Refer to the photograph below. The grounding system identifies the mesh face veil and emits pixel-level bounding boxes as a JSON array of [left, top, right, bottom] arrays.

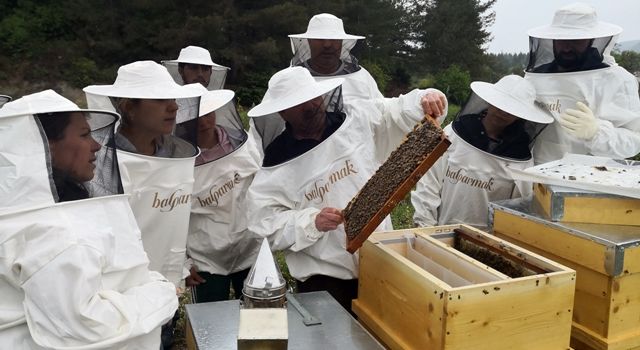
[[175, 90, 247, 166], [290, 38, 362, 75], [452, 76, 553, 162], [83, 61, 206, 159], [162, 46, 230, 90], [526, 36, 615, 73], [0, 95, 11, 108], [252, 85, 344, 166], [163, 61, 229, 90], [35, 110, 123, 201], [0, 89, 122, 206]]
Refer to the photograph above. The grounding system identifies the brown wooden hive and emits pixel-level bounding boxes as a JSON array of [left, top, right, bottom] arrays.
[[343, 116, 450, 253]]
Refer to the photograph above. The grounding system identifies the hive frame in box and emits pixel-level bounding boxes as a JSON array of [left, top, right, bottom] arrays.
[[344, 117, 451, 253], [352, 224, 576, 350]]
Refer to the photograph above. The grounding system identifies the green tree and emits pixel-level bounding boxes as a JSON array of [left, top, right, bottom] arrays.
[[433, 64, 471, 105], [410, 0, 496, 79], [612, 50, 640, 74]]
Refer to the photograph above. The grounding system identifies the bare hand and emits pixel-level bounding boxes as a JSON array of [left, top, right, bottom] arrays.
[[185, 266, 206, 287], [420, 92, 447, 120], [315, 207, 344, 232]]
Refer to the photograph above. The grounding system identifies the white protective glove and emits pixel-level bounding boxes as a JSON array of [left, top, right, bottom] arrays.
[[558, 102, 598, 140]]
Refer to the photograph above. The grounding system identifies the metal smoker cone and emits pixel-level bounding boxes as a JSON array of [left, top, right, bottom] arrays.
[[242, 238, 287, 308]]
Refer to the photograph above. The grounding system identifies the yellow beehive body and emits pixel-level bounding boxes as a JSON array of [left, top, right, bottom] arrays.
[[491, 201, 640, 350], [353, 225, 576, 350], [534, 183, 640, 226]]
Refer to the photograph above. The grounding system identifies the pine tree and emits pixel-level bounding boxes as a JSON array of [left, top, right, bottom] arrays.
[[412, 0, 496, 78]]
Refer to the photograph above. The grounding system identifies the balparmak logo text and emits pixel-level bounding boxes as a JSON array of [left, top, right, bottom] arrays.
[[304, 160, 358, 204], [196, 172, 241, 208], [152, 189, 191, 212]]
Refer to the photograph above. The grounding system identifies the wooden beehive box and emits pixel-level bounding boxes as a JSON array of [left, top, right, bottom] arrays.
[[534, 183, 640, 226], [490, 199, 640, 350], [352, 224, 576, 350]]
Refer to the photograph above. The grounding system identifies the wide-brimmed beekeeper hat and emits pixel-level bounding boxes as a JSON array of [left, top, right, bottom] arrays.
[[289, 13, 365, 40], [84, 60, 204, 99], [0, 89, 119, 126], [470, 75, 553, 124], [163, 45, 230, 69], [527, 2, 622, 40], [199, 89, 235, 117], [248, 66, 343, 117]]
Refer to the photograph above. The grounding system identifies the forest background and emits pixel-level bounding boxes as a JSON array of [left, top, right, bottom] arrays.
[[1, 0, 639, 115]]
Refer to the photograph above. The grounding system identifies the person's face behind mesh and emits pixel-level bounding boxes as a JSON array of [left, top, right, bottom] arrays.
[[308, 39, 342, 74], [179, 63, 212, 87], [553, 39, 592, 70], [122, 98, 180, 136], [279, 96, 326, 135], [49, 112, 101, 182]]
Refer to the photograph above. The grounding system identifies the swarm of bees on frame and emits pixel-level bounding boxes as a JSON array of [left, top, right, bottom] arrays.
[[344, 118, 444, 241]]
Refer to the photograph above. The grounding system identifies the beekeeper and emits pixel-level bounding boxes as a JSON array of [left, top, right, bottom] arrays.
[[85, 61, 204, 348], [163, 45, 230, 90], [0, 90, 177, 349], [525, 2, 640, 163], [412, 75, 553, 228], [0, 94, 11, 107], [84, 61, 204, 288], [246, 66, 446, 312], [182, 89, 262, 303], [289, 13, 383, 101]]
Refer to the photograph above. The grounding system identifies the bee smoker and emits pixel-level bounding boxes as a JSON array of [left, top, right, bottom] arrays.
[[237, 238, 288, 349]]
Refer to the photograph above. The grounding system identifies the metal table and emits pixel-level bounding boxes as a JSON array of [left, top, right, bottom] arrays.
[[185, 291, 385, 350]]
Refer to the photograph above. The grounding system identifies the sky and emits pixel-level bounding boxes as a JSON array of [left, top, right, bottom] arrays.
[[487, 0, 640, 53]]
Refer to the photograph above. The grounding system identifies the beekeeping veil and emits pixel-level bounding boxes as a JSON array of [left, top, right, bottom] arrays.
[[177, 89, 246, 166], [525, 3, 622, 73], [453, 75, 553, 161], [0, 90, 120, 213], [84, 61, 205, 286], [0, 95, 11, 108], [163, 46, 230, 90], [289, 13, 365, 76], [248, 66, 344, 166]]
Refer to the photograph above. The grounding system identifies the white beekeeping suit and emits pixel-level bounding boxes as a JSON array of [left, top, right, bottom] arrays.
[[0, 90, 177, 349], [525, 2, 640, 164], [246, 67, 446, 283], [84, 61, 205, 287], [162, 45, 230, 90], [178, 89, 262, 301], [412, 76, 553, 228]]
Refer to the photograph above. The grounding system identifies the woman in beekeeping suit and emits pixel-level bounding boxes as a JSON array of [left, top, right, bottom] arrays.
[[178, 89, 262, 303], [84, 62, 204, 348], [412, 75, 553, 229], [83, 61, 204, 289], [0, 90, 178, 349], [246, 66, 446, 313], [525, 2, 640, 164]]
